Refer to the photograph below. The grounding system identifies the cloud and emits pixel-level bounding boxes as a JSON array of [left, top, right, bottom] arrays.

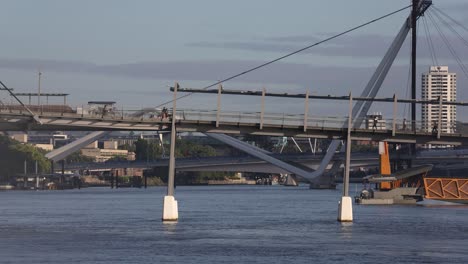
[[2, 57, 467, 119], [187, 32, 468, 61], [265, 35, 323, 43], [0, 58, 96, 73], [0, 57, 466, 98], [188, 34, 394, 58], [0, 57, 373, 89], [189, 41, 299, 55]]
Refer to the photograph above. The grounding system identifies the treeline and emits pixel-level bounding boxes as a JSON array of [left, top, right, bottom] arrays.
[[121, 138, 217, 161], [0, 135, 50, 182], [127, 138, 232, 185], [0, 134, 225, 185]]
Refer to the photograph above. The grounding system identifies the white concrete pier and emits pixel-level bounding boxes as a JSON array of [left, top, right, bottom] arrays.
[[162, 82, 179, 222], [337, 196, 353, 222], [338, 93, 354, 222], [162, 195, 179, 221]]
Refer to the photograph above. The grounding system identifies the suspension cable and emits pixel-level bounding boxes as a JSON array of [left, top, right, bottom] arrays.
[[427, 12, 468, 80], [433, 6, 468, 35], [431, 8, 468, 49], [403, 46, 412, 119], [422, 16, 439, 66], [155, 5, 412, 108]]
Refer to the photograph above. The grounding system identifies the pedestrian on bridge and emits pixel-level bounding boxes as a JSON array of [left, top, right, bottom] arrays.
[[161, 107, 168, 120], [432, 121, 438, 134], [372, 116, 378, 131]]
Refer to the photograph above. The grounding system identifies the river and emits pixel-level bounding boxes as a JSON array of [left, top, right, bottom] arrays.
[[0, 184, 467, 263]]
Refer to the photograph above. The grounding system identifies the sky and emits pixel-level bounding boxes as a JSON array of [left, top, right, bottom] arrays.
[[0, 0, 467, 120]]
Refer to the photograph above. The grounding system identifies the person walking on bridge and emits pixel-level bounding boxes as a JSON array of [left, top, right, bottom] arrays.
[[432, 121, 438, 134], [372, 116, 378, 131]]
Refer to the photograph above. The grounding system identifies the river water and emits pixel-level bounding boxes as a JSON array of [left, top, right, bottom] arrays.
[[0, 184, 467, 263]]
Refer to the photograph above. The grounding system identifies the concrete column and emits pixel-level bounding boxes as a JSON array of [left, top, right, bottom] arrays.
[[260, 87, 265, 130], [35, 160, 39, 190], [216, 84, 222, 128], [437, 95, 442, 139], [50, 160, 54, 175], [110, 172, 114, 189], [61, 160, 65, 189], [163, 82, 179, 221], [392, 94, 397, 136], [304, 90, 309, 132], [338, 92, 353, 222], [23, 160, 27, 188], [115, 170, 119, 189]]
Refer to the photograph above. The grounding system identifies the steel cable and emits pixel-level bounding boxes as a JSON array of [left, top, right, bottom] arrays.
[[155, 5, 412, 108]]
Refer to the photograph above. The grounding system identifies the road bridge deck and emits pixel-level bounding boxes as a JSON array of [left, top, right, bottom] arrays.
[[62, 150, 468, 171]]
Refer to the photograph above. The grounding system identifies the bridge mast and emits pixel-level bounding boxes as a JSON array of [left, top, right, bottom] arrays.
[[411, 0, 419, 131], [410, 0, 433, 126]]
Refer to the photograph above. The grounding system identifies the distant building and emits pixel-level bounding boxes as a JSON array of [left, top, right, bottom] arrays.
[[421, 66, 457, 134], [103, 140, 118, 150], [81, 140, 130, 162], [26, 131, 73, 148], [86, 141, 98, 149], [10, 133, 28, 143], [81, 148, 129, 162], [34, 144, 54, 151]]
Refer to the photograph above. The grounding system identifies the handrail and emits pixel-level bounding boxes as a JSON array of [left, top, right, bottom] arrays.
[[0, 105, 464, 135]]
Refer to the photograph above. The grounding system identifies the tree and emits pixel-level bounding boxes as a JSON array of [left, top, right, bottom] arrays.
[[106, 155, 128, 162], [65, 152, 95, 163], [175, 138, 216, 158], [134, 138, 163, 161], [119, 143, 135, 152], [0, 135, 50, 182]]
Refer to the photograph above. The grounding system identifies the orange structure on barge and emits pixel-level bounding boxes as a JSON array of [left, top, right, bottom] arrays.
[[424, 178, 468, 204]]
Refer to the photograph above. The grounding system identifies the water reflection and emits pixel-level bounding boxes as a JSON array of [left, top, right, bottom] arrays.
[[339, 222, 353, 239], [162, 221, 178, 234]]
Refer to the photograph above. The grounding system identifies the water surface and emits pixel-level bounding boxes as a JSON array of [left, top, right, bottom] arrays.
[[0, 185, 467, 263]]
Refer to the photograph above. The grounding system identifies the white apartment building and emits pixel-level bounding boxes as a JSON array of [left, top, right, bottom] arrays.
[[421, 66, 457, 134]]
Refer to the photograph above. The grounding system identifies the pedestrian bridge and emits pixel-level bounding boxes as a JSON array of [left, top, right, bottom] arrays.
[[0, 106, 467, 146]]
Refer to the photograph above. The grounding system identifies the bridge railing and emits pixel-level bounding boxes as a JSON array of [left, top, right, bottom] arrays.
[[178, 109, 347, 128], [178, 108, 433, 130], [179, 109, 465, 136], [0, 105, 463, 136]]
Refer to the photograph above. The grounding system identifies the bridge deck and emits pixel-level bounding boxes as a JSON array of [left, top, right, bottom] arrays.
[[0, 108, 467, 145]]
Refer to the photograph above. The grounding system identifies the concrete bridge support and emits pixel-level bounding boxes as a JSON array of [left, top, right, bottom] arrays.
[[283, 174, 298, 186], [338, 93, 353, 222], [162, 83, 179, 222], [309, 172, 337, 189]]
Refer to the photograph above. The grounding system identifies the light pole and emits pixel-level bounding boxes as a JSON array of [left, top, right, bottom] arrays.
[[38, 71, 42, 112]]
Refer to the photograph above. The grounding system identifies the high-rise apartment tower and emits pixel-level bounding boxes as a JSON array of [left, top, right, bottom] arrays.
[[421, 66, 457, 134]]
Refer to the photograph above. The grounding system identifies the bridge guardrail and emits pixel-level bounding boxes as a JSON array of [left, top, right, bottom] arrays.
[[0, 105, 463, 136]]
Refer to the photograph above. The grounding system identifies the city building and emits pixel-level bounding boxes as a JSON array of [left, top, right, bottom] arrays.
[[10, 133, 28, 143], [421, 66, 457, 134], [81, 148, 131, 162], [80, 140, 134, 162]]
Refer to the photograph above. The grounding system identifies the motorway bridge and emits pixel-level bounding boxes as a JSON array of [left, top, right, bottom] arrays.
[[62, 150, 468, 173]]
